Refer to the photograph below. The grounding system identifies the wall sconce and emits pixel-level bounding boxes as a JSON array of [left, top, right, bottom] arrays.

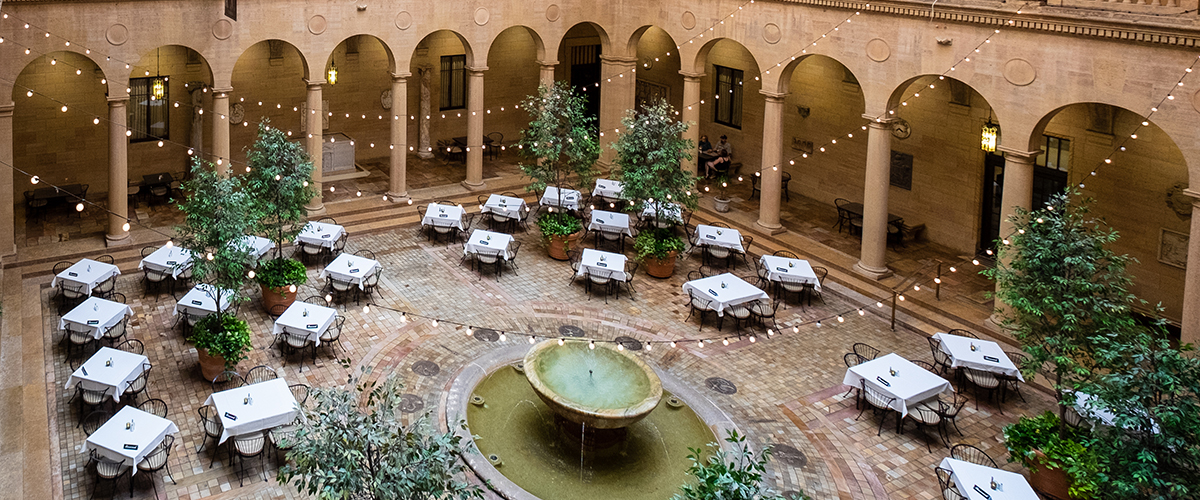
[[980, 121, 999, 152], [327, 59, 338, 85], [795, 105, 810, 118]]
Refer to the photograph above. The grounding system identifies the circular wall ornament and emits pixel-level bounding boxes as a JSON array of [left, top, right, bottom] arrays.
[[106, 24, 129, 46], [681, 11, 697, 30], [229, 103, 245, 124], [763, 23, 782, 44], [395, 11, 413, 30], [474, 7, 490, 26], [381, 89, 393, 109], [212, 19, 232, 40], [1003, 58, 1036, 86], [891, 117, 911, 140], [546, 4, 561, 22], [866, 38, 890, 62], [308, 15, 327, 35]]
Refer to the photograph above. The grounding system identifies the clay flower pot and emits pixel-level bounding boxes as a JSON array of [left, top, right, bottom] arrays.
[[1029, 450, 1075, 500], [197, 348, 228, 382], [261, 283, 297, 314], [546, 232, 581, 261], [643, 251, 679, 278]]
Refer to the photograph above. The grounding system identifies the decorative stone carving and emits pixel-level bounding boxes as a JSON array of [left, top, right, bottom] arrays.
[[866, 38, 890, 62], [381, 89, 392, 109], [229, 102, 245, 124], [417, 66, 433, 159], [681, 11, 697, 30], [1004, 58, 1036, 86], [763, 23, 782, 44], [106, 24, 129, 46], [395, 11, 413, 30], [212, 19, 232, 40], [1167, 183, 1194, 218], [308, 15, 327, 35], [474, 7, 490, 26], [546, 4, 561, 22]]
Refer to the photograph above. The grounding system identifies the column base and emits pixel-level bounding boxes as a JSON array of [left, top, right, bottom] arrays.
[[417, 151, 434, 160], [461, 180, 487, 191], [983, 314, 1009, 335], [104, 232, 131, 247], [754, 220, 786, 235], [853, 261, 893, 280], [386, 192, 411, 204], [305, 203, 327, 216]]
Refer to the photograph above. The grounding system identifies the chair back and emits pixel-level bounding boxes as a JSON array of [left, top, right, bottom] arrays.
[[477, 249, 502, 264], [53, 261, 72, 275], [137, 398, 169, 418], [852, 342, 881, 360], [934, 467, 966, 500], [137, 434, 174, 472], [96, 255, 115, 265], [93, 451, 128, 478], [844, 352, 865, 368], [861, 381, 896, 411], [938, 394, 969, 418], [624, 261, 639, 282], [289, 383, 311, 405], [115, 339, 145, 355], [234, 433, 266, 456], [688, 290, 713, 310], [354, 249, 376, 260], [317, 216, 337, 225], [949, 444, 998, 468], [198, 405, 224, 437], [283, 330, 312, 349], [330, 276, 356, 292], [82, 410, 112, 436], [773, 250, 800, 259], [211, 370, 246, 392], [588, 269, 613, 285], [61, 280, 88, 299], [948, 328, 980, 339], [911, 359, 937, 372], [245, 365, 278, 385]]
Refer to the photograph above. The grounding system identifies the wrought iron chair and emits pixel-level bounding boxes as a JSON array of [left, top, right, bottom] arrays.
[[89, 451, 131, 500], [902, 402, 946, 452], [115, 339, 144, 355], [686, 289, 718, 331], [233, 433, 268, 486], [211, 371, 246, 393], [196, 406, 226, 468], [950, 444, 998, 468], [245, 365, 278, 385], [856, 380, 898, 436], [852, 342, 881, 361], [137, 398, 168, 419], [136, 434, 177, 497]]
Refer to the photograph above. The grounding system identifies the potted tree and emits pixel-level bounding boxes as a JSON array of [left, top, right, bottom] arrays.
[[517, 81, 600, 260], [243, 120, 317, 311], [175, 157, 255, 380], [706, 173, 732, 213], [1003, 412, 1099, 499], [614, 98, 697, 278]]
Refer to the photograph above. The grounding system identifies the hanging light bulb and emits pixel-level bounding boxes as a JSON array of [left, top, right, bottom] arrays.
[[30, 176, 39, 184], [499, 332, 507, 342], [528, 336, 536, 344], [645, 342, 652, 351], [558, 338, 565, 346], [431, 319, 439, 327], [363, 305, 370, 314], [122, 222, 130, 232], [722, 338, 729, 346], [589, 340, 596, 350], [327, 58, 339, 85], [75, 202, 84, 212], [288, 284, 297, 293], [247, 270, 256, 279], [165, 240, 173, 248], [670, 341, 677, 348]]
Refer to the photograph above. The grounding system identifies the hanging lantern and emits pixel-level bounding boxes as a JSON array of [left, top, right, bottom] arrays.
[[980, 121, 999, 153], [151, 77, 165, 101], [327, 60, 338, 85]]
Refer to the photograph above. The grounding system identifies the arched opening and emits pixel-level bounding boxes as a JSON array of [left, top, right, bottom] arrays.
[[556, 22, 611, 124], [406, 30, 475, 186], [126, 45, 214, 183], [629, 26, 683, 112], [486, 26, 546, 157], [319, 34, 396, 184], [230, 39, 309, 163], [691, 38, 763, 179]]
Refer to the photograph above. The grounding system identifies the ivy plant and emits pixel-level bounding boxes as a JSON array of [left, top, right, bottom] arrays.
[[674, 430, 792, 500]]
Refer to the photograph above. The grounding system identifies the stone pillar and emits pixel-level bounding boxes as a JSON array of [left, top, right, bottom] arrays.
[[0, 103, 14, 257], [416, 67, 434, 159], [388, 73, 410, 202], [1178, 189, 1200, 346], [756, 91, 786, 234], [211, 88, 231, 177], [598, 55, 637, 167], [463, 67, 487, 189], [680, 71, 703, 174], [853, 117, 894, 279], [304, 80, 325, 214], [996, 148, 1038, 244], [539, 60, 557, 89], [106, 97, 131, 245]]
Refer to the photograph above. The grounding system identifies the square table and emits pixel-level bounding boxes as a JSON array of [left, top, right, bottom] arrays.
[[297, 221, 345, 250], [642, 201, 683, 224], [65, 347, 149, 402], [593, 179, 625, 200], [138, 246, 194, 279], [60, 297, 133, 340], [141, 172, 174, 188], [422, 203, 467, 230], [272, 301, 338, 345], [939, 457, 1039, 500], [174, 283, 233, 316], [759, 255, 821, 290], [463, 229, 515, 260], [32, 183, 86, 201], [578, 248, 628, 281], [51, 258, 121, 295], [540, 187, 582, 211], [204, 378, 299, 443], [588, 209, 632, 237], [481, 194, 527, 219], [236, 235, 276, 261], [843, 353, 954, 417], [84, 406, 179, 474], [681, 273, 768, 316], [841, 202, 904, 225], [319, 253, 381, 289], [694, 225, 745, 252], [933, 333, 1023, 381]]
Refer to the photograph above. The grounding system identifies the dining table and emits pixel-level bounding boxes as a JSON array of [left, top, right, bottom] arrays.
[[84, 406, 179, 474], [938, 457, 1039, 500], [932, 332, 1024, 381], [540, 186, 582, 211], [52, 258, 121, 296], [422, 203, 467, 230], [60, 297, 134, 340], [758, 255, 821, 289], [273, 301, 338, 345], [319, 252, 381, 289], [204, 378, 299, 443], [296, 221, 346, 250], [681, 273, 768, 316], [841, 202, 904, 225], [138, 246, 194, 279], [693, 225, 745, 252], [463, 229, 515, 260], [578, 248, 628, 281], [174, 283, 233, 316], [65, 346, 150, 403], [592, 179, 625, 201], [843, 353, 953, 417]]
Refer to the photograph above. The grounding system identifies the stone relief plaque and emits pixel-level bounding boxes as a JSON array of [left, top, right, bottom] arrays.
[[890, 150, 913, 190], [1159, 228, 1189, 269]]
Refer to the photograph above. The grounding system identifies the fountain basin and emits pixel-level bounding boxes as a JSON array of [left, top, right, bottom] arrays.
[[524, 340, 663, 429]]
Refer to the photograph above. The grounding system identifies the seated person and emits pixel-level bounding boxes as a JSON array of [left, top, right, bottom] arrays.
[[697, 135, 712, 153], [713, 135, 732, 157], [705, 149, 732, 178]]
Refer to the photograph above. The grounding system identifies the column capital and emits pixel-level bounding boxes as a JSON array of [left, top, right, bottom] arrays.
[[1183, 189, 1200, 203], [679, 70, 706, 80], [759, 90, 787, 102], [304, 79, 326, 89], [391, 71, 412, 81], [466, 66, 488, 74], [599, 55, 637, 66], [538, 60, 559, 67], [107, 96, 129, 106], [0, 103, 13, 116], [863, 115, 893, 129], [997, 146, 1040, 160], [211, 87, 233, 96]]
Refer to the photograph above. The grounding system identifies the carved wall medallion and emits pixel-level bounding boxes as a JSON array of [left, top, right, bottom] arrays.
[[381, 89, 393, 109]]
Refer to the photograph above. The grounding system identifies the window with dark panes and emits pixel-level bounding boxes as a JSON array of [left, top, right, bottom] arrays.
[[129, 76, 169, 142], [440, 55, 466, 111], [713, 65, 743, 129]]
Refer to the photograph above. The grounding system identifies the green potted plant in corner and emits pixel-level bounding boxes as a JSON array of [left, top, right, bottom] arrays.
[[175, 156, 256, 381], [517, 81, 601, 260], [243, 119, 317, 311], [614, 98, 697, 278], [1004, 412, 1100, 499], [674, 430, 798, 500]]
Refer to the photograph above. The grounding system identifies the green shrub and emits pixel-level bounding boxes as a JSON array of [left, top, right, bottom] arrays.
[[1003, 412, 1100, 499], [190, 313, 253, 371], [635, 228, 686, 261], [255, 257, 308, 290]]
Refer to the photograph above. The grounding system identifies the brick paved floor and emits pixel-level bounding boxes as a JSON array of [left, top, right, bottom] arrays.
[[34, 205, 1054, 500]]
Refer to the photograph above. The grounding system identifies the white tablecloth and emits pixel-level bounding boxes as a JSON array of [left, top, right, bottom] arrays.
[[759, 255, 820, 289], [139, 246, 194, 279], [843, 353, 953, 417], [481, 194, 527, 219], [641, 201, 683, 224], [205, 378, 298, 444], [693, 225, 745, 252], [60, 297, 133, 340], [681, 273, 768, 317], [65, 347, 149, 403], [933, 333, 1023, 381], [939, 457, 1039, 500], [593, 179, 625, 200], [52, 258, 121, 295], [422, 203, 466, 230], [272, 302, 337, 345], [236, 235, 276, 260], [297, 221, 345, 250], [173, 284, 233, 316], [540, 187, 582, 210], [84, 406, 179, 475], [463, 230, 514, 260], [578, 248, 628, 281], [587, 209, 633, 237], [319, 253, 381, 290]]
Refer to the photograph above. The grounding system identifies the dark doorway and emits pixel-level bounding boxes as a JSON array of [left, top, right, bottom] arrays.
[[570, 44, 601, 126], [978, 152, 1005, 253]]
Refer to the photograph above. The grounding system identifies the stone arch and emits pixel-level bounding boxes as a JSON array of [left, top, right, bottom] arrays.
[[486, 25, 548, 64], [559, 21, 612, 57], [774, 53, 865, 114], [6, 48, 111, 99], [689, 37, 764, 76], [229, 39, 310, 141], [412, 29, 476, 69], [325, 34, 397, 77], [626, 25, 684, 110]]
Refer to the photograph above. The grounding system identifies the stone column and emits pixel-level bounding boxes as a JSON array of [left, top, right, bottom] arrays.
[[388, 73, 411, 202], [598, 55, 637, 167], [756, 91, 786, 234], [853, 117, 894, 279], [304, 80, 325, 214], [106, 97, 131, 245], [680, 71, 703, 174], [996, 147, 1038, 244], [211, 88, 231, 177], [463, 67, 487, 189], [1178, 189, 1200, 346], [416, 66, 434, 159], [0, 103, 15, 257], [539, 60, 557, 89]]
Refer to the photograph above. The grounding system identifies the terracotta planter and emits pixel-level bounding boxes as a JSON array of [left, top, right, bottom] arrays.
[[643, 251, 678, 278], [1029, 450, 1075, 499], [261, 283, 297, 313], [713, 197, 732, 213], [546, 231, 582, 261], [197, 348, 228, 382]]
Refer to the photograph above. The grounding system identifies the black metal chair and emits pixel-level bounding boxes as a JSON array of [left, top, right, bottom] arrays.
[[289, 383, 311, 407], [1000, 351, 1028, 403], [137, 398, 168, 419], [319, 316, 346, 356], [326, 274, 358, 304], [856, 380, 898, 436], [269, 419, 301, 462], [834, 198, 853, 233], [619, 261, 639, 299], [66, 322, 98, 359], [911, 359, 937, 373], [281, 331, 317, 372], [474, 249, 505, 281], [950, 444, 999, 468], [852, 342, 881, 361], [101, 317, 129, 347], [95, 254, 115, 265], [115, 339, 144, 356], [245, 365, 278, 385], [233, 433, 268, 486], [901, 402, 946, 452], [776, 274, 807, 305], [89, 451, 131, 500], [73, 385, 111, 426], [936, 394, 970, 437], [505, 241, 522, 275], [586, 269, 616, 304], [211, 371, 246, 393], [948, 328, 980, 339], [81, 410, 112, 436], [122, 362, 152, 403], [486, 131, 504, 160], [197, 406, 226, 468], [686, 290, 719, 331], [136, 434, 177, 497], [843, 353, 867, 406], [805, 267, 828, 305], [93, 275, 116, 299], [935, 466, 967, 500], [963, 367, 1003, 413], [928, 336, 953, 375]]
